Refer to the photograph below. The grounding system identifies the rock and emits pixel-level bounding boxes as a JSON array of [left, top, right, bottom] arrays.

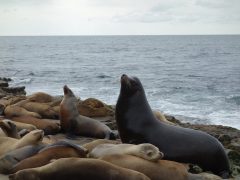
[[1, 86, 26, 95], [228, 138, 240, 152], [0, 80, 8, 88], [188, 164, 203, 174], [0, 77, 11, 82]]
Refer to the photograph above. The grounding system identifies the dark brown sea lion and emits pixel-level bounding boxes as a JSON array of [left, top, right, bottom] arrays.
[[115, 74, 230, 178], [100, 154, 189, 180], [9, 158, 150, 180], [11, 141, 88, 173], [11, 116, 60, 135], [60, 85, 116, 139]]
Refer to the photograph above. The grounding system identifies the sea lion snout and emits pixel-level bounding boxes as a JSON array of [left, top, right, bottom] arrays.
[[63, 85, 69, 95], [121, 74, 131, 86]]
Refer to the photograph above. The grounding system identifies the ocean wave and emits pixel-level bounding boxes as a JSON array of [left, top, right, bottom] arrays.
[[226, 95, 240, 105], [10, 77, 33, 85]]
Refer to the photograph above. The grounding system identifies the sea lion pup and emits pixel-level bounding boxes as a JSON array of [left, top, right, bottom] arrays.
[[115, 74, 230, 178], [9, 158, 150, 180], [0, 120, 20, 138], [0, 129, 44, 156], [100, 154, 189, 180], [0, 144, 45, 174], [89, 143, 164, 161], [82, 139, 120, 152], [11, 141, 88, 173], [4, 105, 41, 119], [11, 116, 60, 135], [60, 85, 116, 139]]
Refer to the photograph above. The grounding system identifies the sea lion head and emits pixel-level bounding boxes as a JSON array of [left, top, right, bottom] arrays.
[[62, 85, 78, 105], [63, 85, 75, 98], [23, 129, 44, 143], [0, 120, 19, 138], [120, 74, 144, 97], [138, 143, 164, 161], [9, 170, 40, 180]]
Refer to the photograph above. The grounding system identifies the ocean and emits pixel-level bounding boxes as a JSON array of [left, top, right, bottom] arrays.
[[0, 35, 239, 129]]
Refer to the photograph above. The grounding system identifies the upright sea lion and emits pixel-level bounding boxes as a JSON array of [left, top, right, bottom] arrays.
[[100, 154, 189, 180], [11, 116, 60, 135], [60, 85, 116, 139], [11, 141, 88, 173], [9, 158, 150, 180], [0, 129, 44, 156], [89, 143, 163, 161], [115, 74, 230, 178], [0, 120, 20, 138], [0, 144, 45, 174]]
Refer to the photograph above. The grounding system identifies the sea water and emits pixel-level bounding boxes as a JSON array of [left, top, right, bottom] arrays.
[[0, 35, 239, 129]]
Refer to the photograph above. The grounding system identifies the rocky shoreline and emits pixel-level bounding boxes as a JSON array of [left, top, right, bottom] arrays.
[[0, 77, 239, 179]]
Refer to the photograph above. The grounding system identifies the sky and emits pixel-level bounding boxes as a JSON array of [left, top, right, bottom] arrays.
[[0, 0, 240, 35]]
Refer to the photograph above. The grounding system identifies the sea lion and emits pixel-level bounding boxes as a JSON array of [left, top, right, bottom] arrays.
[[115, 74, 230, 178], [0, 120, 20, 138], [0, 144, 45, 174], [11, 116, 60, 135], [82, 139, 120, 152], [0, 129, 44, 156], [60, 85, 116, 139], [11, 141, 88, 173], [9, 158, 150, 180], [18, 101, 58, 119], [4, 105, 41, 119], [100, 154, 189, 180], [27, 92, 53, 103], [77, 98, 114, 117], [89, 143, 163, 161]]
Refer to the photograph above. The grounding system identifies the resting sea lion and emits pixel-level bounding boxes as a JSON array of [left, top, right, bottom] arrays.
[[115, 74, 230, 178], [100, 154, 189, 180], [11, 141, 88, 173], [27, 92, 53, 103], [77, 98, 114, 117], [4, 105, 41, 119], [60, 85, 116, 139], [18, 101, 58, 119], [0, 129, 44, 156], [9, 158, 150, 180], [0, 144, 45, 174], [11, 116, 60, 135], [82, 139, 120, 152], [89, 143, 163, 161], [0, 120, 20, 138]]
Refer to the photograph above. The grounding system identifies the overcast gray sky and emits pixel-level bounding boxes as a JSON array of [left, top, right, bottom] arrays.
[[0, 0, 240, 35]]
